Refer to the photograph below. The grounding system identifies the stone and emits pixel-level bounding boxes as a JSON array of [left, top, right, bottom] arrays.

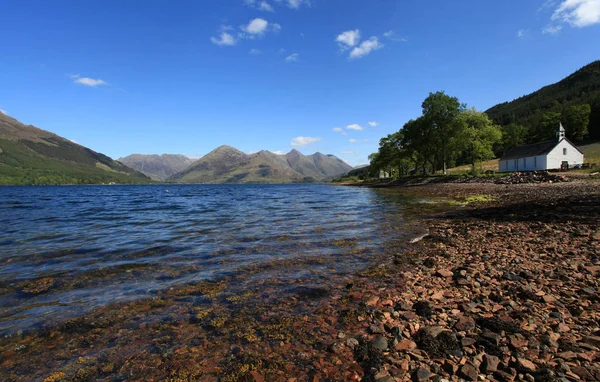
[[584, 336, 600, 347], [413, 368, 431, 382], [454, 316, 476, 332], [395, 339, 417, 351], [461, 337, 476, 347], [517, 358, 536, 372], [458, 363, 479, 381], [436, 269, 454, 278], [371, 335, 389, 351], [481, 354, 500, 374]]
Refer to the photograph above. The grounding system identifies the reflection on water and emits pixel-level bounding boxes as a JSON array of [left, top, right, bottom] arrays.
[[0, 184, 440, 334]]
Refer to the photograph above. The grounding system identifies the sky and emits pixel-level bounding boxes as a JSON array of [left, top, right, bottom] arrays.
[[1, 0, 599, 166]]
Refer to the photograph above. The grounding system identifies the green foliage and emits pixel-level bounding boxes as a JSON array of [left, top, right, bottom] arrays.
[[454, 109, 502, 173], [369, 94, 500, 177], [499, 123, 528, 153], [422, 91, 464, 173], [536, 111, 562, 141], [486, 60, 600, 146], [563, 104, 591, 141]]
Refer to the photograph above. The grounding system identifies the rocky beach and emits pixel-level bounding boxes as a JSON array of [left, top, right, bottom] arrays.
[[1, 180, 599, 381]]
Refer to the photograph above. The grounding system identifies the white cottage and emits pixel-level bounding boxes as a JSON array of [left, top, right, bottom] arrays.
[[499, 123, 584, 172]]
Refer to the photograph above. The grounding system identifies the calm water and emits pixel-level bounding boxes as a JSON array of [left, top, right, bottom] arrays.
[[0, 184, 429, 334]]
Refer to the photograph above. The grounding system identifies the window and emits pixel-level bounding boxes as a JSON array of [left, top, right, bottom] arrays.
[[563, 148, 567, 155]]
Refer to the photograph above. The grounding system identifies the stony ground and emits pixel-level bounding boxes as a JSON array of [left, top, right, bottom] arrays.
[[1, 182, 599, 381]]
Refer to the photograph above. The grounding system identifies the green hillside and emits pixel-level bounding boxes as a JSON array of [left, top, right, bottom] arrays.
[[0, 113, 151, 185], [486, 60, 600, 144]]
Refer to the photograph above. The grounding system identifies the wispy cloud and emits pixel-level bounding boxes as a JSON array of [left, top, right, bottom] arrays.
[[0, 109, 7, 115], [69, 74, 108, 87], [211, 32, 237, 46], [543, 24, 563, 34], [280, 0, 311, 9], [517, 29, 527, 38], [383, 30, 407, 42], [552, 0, 600, 27], [273, 150, 287, 155], [346, 124, 364, 131], [336, 30, 361, 49], [249, 49, 262, 55], [368, 121, 379, 127], [291, 136, 321, 147], [333, 127, 348, 136], [350, 37, 383, 59], [244, 0, 275, 12], [341, 151, 358, 155], [285, 53, 299, 62], [349, 138, 358, 143], [240, 18, 281, 38]]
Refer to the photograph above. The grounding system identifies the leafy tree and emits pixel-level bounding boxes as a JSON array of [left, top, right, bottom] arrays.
[[533, 111, 562, 141], [455, 109, 502, 173], [500, 123, 528, 153], [421, 91, 463, 174], [562, 104, 591, 142]]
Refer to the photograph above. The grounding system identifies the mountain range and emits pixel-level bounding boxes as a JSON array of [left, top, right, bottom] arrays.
[[167, 146, 353, 184], [118, 154, 193, 181], [0, 112, 352, 185], [0, 112, 150, 185]]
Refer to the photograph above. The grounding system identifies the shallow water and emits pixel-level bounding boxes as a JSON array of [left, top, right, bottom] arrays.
[[0, 184, 437, 334]]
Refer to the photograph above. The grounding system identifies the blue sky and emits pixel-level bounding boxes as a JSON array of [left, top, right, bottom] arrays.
[[1, 0, 599, 166]]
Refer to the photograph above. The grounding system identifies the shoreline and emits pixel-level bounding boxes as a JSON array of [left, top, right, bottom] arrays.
[[1, 182, 599, 381]]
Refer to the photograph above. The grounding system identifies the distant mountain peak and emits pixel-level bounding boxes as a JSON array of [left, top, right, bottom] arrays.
[[168, 145, 352, 184]]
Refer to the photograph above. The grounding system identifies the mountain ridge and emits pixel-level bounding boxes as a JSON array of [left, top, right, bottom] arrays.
[[168, 146, 352, 184], [0, 113, 151, 185]]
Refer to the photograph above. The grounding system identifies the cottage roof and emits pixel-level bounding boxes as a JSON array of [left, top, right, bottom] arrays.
[[500, 138, 583, 161]]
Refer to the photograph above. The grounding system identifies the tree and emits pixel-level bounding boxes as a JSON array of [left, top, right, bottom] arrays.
[[401, 117, 436, 175], [562, 104, 591, 142], [533, 111, 562, 141], [455, 109, 502, 173], [421, 91, 463, 174], [500, 123, 528, 153]]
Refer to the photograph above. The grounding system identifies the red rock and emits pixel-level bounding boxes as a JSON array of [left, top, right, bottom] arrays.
[[481, 354, 500, 373], [557, 351, 578, 360], [517, 358, 536, 372], [250, 371, 265, 382], [395, 339, 417, 351], [454, 316, 476, 332], [366, 296, 379, 306], [436, 269, 454, 278]]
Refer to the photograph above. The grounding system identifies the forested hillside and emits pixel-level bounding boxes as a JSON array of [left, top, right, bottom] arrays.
[[486, 60, 600, 146]]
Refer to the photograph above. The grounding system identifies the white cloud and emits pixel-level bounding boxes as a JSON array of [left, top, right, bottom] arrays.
[[517, 29, 527, 37], [383, 30, 407, 42], [336, 29, 361, 48], [249, 49, 262, 55], [69, 74, 108, 87], [285, 53, 299, 62], [273, 150, 287, 155], [332, 127, 343, 132], [368, 121, 379, 127], [349, 37, 383, 59], [243, 18, 270, 34], [211, 32, 236, 46], [0, 109, 6, 115], [291, 136, 322, 147], [543, 24, 563, 34], [363, 139, 369, 142], [244, 0, 274, 12], [552, 0, 600, 27], [349, 138, 358, 143], [284, 0, 310, 9], [346, 124, 364, 131]]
